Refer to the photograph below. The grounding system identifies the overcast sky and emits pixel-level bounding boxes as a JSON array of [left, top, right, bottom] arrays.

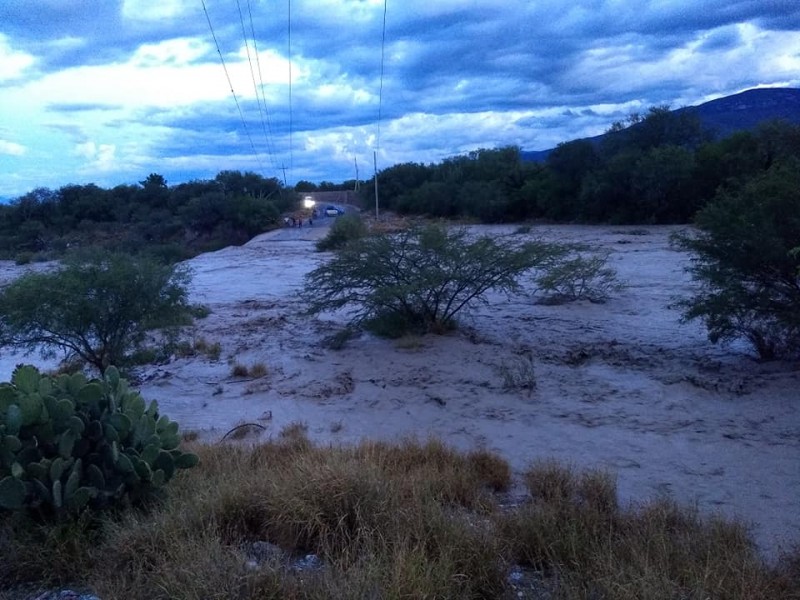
[[0, 0, 798, 198]]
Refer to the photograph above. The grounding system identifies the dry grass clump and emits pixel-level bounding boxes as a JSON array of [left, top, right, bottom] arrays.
[[0, 437, 797, 599], [173, 336, 222, 361], [230, 360, 269, 378], [193, 336, 222, 360], [499, 460, 792, 599]]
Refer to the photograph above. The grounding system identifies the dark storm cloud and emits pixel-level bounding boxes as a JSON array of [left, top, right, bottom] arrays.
[[1, 0, 799, 196], [697, 26, 744, 51], [136, 90, 378, 140], [0, 0, 213, 72]]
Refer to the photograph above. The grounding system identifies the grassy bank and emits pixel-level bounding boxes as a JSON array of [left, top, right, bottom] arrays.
[[1, 430, 797, 599]]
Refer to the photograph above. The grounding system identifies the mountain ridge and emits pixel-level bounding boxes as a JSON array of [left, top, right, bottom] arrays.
[[521, 87, 800, 162]]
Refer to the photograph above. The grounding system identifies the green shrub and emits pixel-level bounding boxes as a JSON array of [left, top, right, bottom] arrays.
[[303, 224, 563, 337], [315, 212, 368, 251], [674, 160, 800, 359], [0, 365, 198, 518], [0, 252, 193, 374], [535, 250, 624, 303]]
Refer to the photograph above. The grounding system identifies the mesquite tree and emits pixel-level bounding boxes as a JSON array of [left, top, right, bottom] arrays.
[[675, 160, 800, 359], [301, 224, 563, 337], [0, 253, 192, 373]]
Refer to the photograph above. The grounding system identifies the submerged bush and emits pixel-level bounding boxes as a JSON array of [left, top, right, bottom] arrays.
[[535, 250, 624, 303], [315, 212, 368, 252], [302, 224, 564, 337]]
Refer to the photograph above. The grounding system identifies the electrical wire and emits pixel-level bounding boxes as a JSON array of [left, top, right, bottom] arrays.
[[287, 0, 294, 176], [200, 0, 265, 172], [376, 0, 388, 159], [247, 0, 279, 165], [236, 0, 276, 170]]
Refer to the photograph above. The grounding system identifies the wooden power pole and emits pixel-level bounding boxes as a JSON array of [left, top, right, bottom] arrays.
[[373, 151, 379, 219]]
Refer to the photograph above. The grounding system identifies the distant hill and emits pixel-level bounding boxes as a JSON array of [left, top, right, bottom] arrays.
[[521, 87, 800, 162]]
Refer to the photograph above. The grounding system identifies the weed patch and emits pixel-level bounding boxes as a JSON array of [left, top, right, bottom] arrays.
[[230, 360, 268, 378], [0, 438, 795, 599]]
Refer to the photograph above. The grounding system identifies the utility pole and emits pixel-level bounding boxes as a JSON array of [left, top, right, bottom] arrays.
[[281, 164, 287, 187], [354, 157, 360, 192], [373, 150, 379, 219]]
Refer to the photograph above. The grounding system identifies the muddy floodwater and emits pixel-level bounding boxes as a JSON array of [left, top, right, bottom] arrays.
[[2, 223, 797, 559]]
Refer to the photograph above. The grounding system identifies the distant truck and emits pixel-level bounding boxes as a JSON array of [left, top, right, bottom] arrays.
[[324, 205, 345, 217]]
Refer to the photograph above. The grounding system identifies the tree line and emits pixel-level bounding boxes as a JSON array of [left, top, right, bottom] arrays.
[[0, 171, 294, 263], [360, 109, 800, 225]]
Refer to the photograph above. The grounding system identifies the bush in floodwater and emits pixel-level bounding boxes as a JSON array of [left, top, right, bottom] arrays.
[[535, 250, 624, 303], [302, 223, 564, 337], [315, 212, 368, 252]]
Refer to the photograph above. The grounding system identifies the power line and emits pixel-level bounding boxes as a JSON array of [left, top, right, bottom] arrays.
[[376, 0, 388, 155], [200, 0, 264, 172], [374, 0, 388, 219], [236, 0, 276, 170], [287, 0, 294, 176], [246, 0, 279, 166]]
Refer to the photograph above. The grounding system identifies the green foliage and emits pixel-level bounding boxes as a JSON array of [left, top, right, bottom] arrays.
[[294, 180, 318, 192], [675, 159, 800, 359], [603, 105, 709, 153], [630, 145, 697, 222], [315, 212, 368, 251], [0, 170, 287, 262], [362, 162, 433, 211], [0, 365, 198, 518], [395, 181, 458, 217], [535, 250, 624, 303], [302, 224, 564, 337], [364, 149, 525, 220], [355, 117, 800, 226], [5, 118, 800, 262], [0, 252, 193, 373], [540, 140, 600, 220]]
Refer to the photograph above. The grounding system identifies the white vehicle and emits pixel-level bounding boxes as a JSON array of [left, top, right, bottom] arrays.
[[325, 205, 344, 217]]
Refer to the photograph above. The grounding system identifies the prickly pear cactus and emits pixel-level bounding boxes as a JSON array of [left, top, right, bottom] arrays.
[[0, 365, 199, 518]]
